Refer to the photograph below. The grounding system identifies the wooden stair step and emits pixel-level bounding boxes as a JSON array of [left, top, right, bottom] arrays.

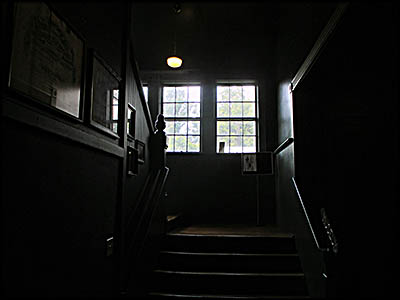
[[164, 234, 297, 254], [148, 292, 311, 299], [157, 251, 302, 273], [151, 270, 307, 295]]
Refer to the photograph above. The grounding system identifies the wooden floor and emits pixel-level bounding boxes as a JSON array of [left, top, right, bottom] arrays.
[[170, 224, 294, 238]]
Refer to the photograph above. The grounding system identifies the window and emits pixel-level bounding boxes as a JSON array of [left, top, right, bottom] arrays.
[[142, 85, 148, 102], [216, 85, 257, 153], [111, 89, 119, 133], [162, 85, 201, 152]]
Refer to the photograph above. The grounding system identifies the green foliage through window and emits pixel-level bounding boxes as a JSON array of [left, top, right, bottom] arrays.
[[163, 85, 201, 152], [216, 85, 257, 153]]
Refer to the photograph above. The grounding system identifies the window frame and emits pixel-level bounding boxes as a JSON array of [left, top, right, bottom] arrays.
[[215, 83, 259, 154], [161, 84, 202, 153]]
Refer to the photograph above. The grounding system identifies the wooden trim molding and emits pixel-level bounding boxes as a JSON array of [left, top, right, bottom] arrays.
[[2, 97, 124, 158], [291, 3, 348, 91]]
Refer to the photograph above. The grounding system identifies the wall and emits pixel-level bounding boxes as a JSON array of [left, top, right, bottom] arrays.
[[2, 2, 157, 296], [138, 70, 276, 225], [274, 3, 339, 297], [133, 3, 278, 224], [2, 119, 119, 296], [276, 3, 397, 297]]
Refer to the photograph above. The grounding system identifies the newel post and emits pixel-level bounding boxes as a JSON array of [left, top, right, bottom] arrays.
[[150, 114, 168, 170]]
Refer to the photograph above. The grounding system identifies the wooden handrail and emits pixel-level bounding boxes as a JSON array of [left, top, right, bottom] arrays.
[[291, 3, 348, 91], [291, 177, 329, 252], [129, 39, 154, 133], [273, 137, 294, 155]]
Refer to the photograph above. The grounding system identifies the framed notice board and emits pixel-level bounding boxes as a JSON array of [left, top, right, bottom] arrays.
[[241, 152, 273, 175], [8, 2, 85, 119]]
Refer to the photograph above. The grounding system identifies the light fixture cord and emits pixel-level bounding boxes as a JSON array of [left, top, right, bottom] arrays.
[[173, 3, 181, 56], [173, 24, 177, 55]]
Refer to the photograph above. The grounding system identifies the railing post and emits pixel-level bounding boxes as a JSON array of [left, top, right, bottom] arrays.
[[150, 114, 168, 170]]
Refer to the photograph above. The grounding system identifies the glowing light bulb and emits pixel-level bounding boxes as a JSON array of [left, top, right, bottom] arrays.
[[167, 56, 183, 68]]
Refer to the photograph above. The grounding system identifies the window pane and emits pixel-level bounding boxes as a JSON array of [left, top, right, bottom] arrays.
[[165, 121, 175, 135], [217, 103, 229, 117], [217, 121, 229, 135], [176, 86, 187, 102], [230, 121, 243, 135], [217, 136, 229, 153], [188, 136, 200, 152], [163, 103, 175, 117], [166, 135, 174, 152], [175, 121, 187, 134], [113, 89, 119, 99], [175, 136, 187, 152], [188, 121, 200, 134], [230, 86, 242, 101], [230, 103, 242, 117], [243, 121, 256, 135], [189, 103, 200, 117], [243, 103, 256, 117], [243, 136, 256, 153], [176, 103, 187, 117], [112, 123, 118, 133], [217, 86, 229, 102], [230, 136, 242, 153], [188, 86, 200, 102], [112, 106, 118, 120], [164, 87, 175, 102], [142, 86, 148, 102], [243, 85, 255, 101]]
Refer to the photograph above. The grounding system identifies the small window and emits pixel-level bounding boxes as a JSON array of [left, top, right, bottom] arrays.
[[142, 85, 148, 102], [162, 85, 201, 152], [111, 89, 119, 133], [216, 84, 257, 153]]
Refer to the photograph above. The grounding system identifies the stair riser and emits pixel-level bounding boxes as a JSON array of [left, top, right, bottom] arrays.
[[158, 253, 302, 273], [152, 273, 308, 295], [164, 236, 297, 254], [147, 296, 311, 300]]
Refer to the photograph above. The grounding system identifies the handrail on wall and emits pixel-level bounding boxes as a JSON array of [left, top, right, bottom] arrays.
[[273, 137, 294, 155], [291, 177, 329, 252]]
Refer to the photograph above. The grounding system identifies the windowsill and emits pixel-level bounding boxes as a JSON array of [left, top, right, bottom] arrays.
[[167, 152, 202, 155], [166, 152, 248, 156]]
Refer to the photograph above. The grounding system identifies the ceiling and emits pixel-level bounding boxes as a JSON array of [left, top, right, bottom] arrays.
[[131, 2, 279, 72], [132, 2, 338, 74]]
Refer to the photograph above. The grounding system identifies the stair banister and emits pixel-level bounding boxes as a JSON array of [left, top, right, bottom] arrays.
[[291, 177, 329, 252], [273, 137, 294, 155]]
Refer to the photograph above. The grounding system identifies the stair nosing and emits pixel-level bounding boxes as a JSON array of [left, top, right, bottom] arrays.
[[148, 292, 309, 299], [160, 251, 299, 257], [153, 270, 305, 277], [167, 233, 294, 238]]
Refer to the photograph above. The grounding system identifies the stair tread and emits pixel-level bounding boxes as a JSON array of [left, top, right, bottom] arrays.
[[160, 251, 298, 257], [149, 292, 310, 299], [167, 233, 294, 238], [154, 270, 305, 277], [169, 225, 294, 238]]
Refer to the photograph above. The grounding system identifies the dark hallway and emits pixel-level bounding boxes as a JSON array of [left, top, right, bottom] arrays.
[[1, 1, 397, 298]]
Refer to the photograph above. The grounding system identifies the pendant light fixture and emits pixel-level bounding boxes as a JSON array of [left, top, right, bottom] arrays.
[[167, 3, 183, 68]]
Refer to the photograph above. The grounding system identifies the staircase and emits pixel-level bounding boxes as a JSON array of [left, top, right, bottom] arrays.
[[145, 225, 309, 299]]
